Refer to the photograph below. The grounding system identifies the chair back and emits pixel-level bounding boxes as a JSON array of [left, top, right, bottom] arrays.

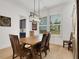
[[70, 32, 73, 42], [41, 33, 47, 48], [9, 34, 21, 56], [30, 31, 34, 37], [45, 33, 51, 48]]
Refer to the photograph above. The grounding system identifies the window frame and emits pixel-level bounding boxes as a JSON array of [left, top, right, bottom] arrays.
[[39, 16, 48, 33], [39, 15, 61, 36], [49, 15, 61, 36]]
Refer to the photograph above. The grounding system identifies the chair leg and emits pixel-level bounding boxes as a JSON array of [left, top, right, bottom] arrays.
[[68, 42, 71, 50], [63, 42, 64, 47], [20, 56, 22, 59], [13, 53, 14, 59], [40, 52, 42, 59], [47, 47, 50, 52], [44, 50, 47, 56], [31, 48, 36, 59], [68, 46, 70, 50]]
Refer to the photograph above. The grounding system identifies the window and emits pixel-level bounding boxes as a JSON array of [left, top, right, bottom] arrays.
[[39, 15, 61, 35], [50, 15, 61, 35], [39, 17, 47, 33]]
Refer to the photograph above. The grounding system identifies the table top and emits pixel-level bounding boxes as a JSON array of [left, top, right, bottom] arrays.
[[20, 36, 40, 45]]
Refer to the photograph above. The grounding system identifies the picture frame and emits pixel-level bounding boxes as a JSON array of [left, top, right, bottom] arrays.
[[0, 16, 11, 27], [32, 21, 37, 30]]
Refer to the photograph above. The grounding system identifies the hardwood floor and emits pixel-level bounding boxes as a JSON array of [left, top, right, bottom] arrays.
[[0, 44, 73, 59]]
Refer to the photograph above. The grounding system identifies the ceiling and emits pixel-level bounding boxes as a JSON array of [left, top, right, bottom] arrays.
[[6, 0, 73, 11], [19, 0, 72, 10]]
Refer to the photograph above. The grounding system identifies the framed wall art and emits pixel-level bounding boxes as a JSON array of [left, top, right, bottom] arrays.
[[0, 16, 11, 27], [32, 21, 37, 30]]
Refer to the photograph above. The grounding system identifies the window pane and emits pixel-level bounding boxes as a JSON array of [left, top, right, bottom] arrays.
[[50, 25, 60, 34], [50, 15, 61, 24], [50, 15, 61, 35], [39, 17, 47, 33], [39, 26, 47, 33], [39, 17, 47, 25]]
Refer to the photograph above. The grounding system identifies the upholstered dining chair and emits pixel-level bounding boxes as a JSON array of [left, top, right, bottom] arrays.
[[40, 32, 51, 56], [45, 33, 51, 51], [32, 32, 49, 59], [9, 34, 32, 59]]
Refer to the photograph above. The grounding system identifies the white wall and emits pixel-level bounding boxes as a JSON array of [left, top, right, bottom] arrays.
[[0, 0, 29, 49], [0, 0, 41, 49], [0, 0, 75, 49], [62, 3, 73, 41], [38, 2, 74, 46]]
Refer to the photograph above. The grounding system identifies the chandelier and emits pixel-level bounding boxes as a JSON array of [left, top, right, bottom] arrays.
[[29, 0, 40, 22]]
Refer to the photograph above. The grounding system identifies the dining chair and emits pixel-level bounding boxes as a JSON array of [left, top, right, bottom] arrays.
[[63, 32, 73, 50], [30, 31, 34, 37], [40, 32, 51, 56], [45, 33, 51, 52], [9, 34, 32, 59], [32, 33, 48, 59]]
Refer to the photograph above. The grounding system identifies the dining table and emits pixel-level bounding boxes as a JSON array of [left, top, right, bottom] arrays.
[[20, 36, 40, 48], [20, 36, 41, 59], [20, 36, 40, 45]]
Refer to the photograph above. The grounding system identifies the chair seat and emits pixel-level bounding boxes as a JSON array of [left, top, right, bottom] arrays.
[[63, 40, 70, 43]]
